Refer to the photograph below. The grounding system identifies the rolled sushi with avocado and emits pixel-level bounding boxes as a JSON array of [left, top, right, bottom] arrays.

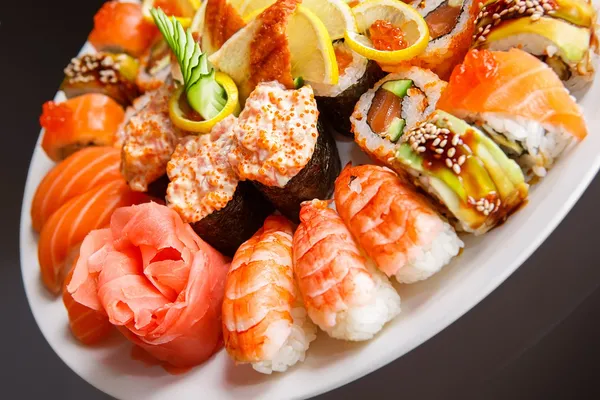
[[395, 110, 529, 235], [228, 81, 341, 223], [351, 67, 447, 169], [310, 41, 384, 137], [472, 0, 599, 91]]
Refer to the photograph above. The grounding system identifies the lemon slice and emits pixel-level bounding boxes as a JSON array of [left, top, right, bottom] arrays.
[[289, 5, 339, 84], [142, 0, 200, 29], [345, 0, 429, 64], [242, 0, 356, 40]]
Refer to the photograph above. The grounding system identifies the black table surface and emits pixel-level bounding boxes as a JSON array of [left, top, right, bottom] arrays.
[[1, 1, 600, 399]]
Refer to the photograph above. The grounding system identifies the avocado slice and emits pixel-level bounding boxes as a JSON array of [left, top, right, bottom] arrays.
[[396, 110, 528, 230], [480, 0, 595, 27], [382, 79, 413, 98], [483, 17, 590, 63], [481, 124, 524, 156], [386, 117, 405, 143]]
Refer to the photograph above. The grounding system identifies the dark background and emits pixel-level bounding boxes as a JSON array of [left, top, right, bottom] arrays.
[[1, 1, 600, 399]]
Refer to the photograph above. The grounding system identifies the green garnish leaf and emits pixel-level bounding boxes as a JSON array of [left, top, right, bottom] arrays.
[[150, 7, 227, 121]]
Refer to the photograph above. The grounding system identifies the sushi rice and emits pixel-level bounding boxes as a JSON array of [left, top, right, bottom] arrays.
[[474, 112, 578, 179], [252, 299, 317, 374], [310, 42, 369, 98], [325, 261, 401, 341]]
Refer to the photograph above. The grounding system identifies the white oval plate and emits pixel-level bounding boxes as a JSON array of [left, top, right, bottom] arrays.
[[20, 18, 600, 400]]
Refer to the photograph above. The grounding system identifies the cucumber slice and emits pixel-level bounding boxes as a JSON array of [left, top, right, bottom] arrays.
[[382, 79, 413, 98]]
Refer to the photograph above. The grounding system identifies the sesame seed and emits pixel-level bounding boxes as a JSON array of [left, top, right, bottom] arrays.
[[542, 2, 552, 9], [445, 158, 453, 168], [452, 164, 461, 174], [440, 139, 448, 147], [435, 148, 444, 154], [447, 147, 456, 157], [476, 205, 485, 212], [458, 155, 466, 165], [492, 12, 500, 19], [417, 146, 426, 153], [519, 5, 526, 13], [483, 210, 490, 216], [451, 135, 460, 146], [433, 137, 441, 146], [531, 13, 541, 20]]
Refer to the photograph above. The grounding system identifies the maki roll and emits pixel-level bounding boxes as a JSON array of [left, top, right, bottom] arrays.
[[120, 80, 186, 193], [311, 42, 385, 137], [166, 116, 274, 257], [228, 81, 342, 223], [437, 48, 588, 179], [395, 110, 529, 235], [60, 53, 141, 107], [136, 37, 172, 92], [471, 0, 599, 91], [351, 67, 446, 169], [382, 0, 480, 79]]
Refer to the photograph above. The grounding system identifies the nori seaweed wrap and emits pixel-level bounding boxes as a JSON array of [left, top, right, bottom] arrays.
[[228, 82, 342, 223], [252, 122, 341, 222], [191, 181, 274, 256], [310, 42, 385, 137], [166, 116, 274, 257]]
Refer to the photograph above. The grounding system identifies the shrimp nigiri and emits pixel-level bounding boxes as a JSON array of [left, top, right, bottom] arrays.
[[88, 1, 157, 58], [334, 164, 463, 284], [222, 215, 316, 374], [40, 94, 125, 162], [38, 180, 150, 294], [31, 147, 122, 232], [293, 200, 400, 341]]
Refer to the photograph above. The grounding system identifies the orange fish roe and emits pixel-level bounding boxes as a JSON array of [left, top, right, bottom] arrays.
[[121, 83, 185, 192], [228, 82, 319, 188], [40, 101, 73, 133], [447, 49, 498, 101], [334, 46, 354, 75], [369, 20, 409, 51], [166, 116, 239, 222]]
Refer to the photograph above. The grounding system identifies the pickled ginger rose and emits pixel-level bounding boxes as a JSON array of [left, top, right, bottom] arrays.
[[67, 202, 230, 369]]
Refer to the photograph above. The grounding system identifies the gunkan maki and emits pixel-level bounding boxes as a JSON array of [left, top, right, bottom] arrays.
[[166, 116, 274, 256], [228, 81, 342, 223], [309, 41, 385, 137]]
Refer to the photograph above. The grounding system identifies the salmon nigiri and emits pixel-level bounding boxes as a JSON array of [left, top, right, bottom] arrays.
[[437, 48, 588, 177], [89, 1, 157, 58], [31, 147, 122, 232], [293, 200, 400, 341], [62, 265, 113, 346], [334, 164, 463, 284], [40, 94, 125, 162], [38, 180, 150, 294], [222, 215, 316, 374]]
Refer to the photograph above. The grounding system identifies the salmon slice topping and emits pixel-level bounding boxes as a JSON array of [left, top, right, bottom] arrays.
[[425, 2, 462, 40], [367, 88, 403, 134]]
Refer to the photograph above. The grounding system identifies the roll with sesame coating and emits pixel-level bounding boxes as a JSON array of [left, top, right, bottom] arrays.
[[394, 110, 529, 235], [166, 116, 274, 257], [228, 82, 342, 223]]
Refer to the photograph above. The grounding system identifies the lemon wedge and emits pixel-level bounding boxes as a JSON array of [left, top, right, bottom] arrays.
[[142, 0, 200, 29], [288, 5, 339, 84], [345, 0, 429, 64], [238, 0, 277, 18], [301, 0, 356, 40]]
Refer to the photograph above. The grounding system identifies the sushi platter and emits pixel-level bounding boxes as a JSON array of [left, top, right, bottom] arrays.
[[19, 0, 600, 399]]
